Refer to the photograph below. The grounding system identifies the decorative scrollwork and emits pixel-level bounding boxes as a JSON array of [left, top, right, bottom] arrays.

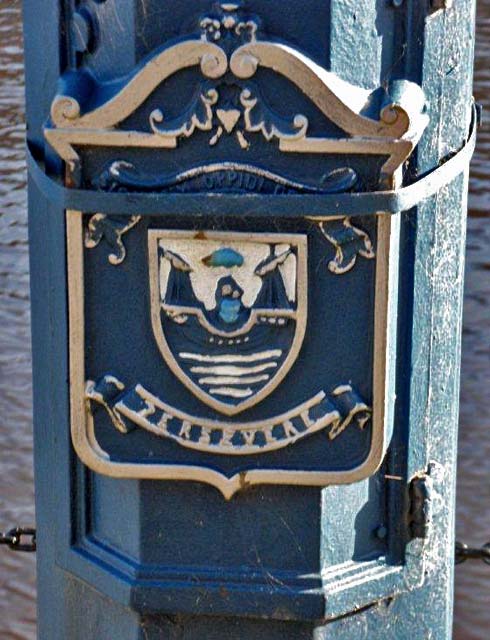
[[148, 82, 309, 149], [318, 218, 375, 275], [150, 88, 218, 140], [240, 88, 308, 145], [85, 214, 141, 265], [200, 2, 259, 45], [93, 161, 358, 196], [50, 95, 81, 126], [86, 375, 372, 455]]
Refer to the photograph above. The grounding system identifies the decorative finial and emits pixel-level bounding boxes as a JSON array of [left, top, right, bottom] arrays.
[[200, 1, 258, 45]]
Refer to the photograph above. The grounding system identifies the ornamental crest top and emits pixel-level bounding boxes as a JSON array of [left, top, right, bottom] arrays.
[[45, 0, 428, 190]]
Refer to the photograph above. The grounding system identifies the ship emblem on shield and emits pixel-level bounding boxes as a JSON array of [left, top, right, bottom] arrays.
[[148, 230, 307, 416]]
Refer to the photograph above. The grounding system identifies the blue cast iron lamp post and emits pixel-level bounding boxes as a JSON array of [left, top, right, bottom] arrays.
[[21, 1, 476, 637]]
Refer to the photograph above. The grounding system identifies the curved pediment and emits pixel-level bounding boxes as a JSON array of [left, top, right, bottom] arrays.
[[50, 39, 229, 129], [45, 1, 428, 187]]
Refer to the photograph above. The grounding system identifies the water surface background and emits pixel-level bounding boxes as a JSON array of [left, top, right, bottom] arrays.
[[0, 1, 488, 637]]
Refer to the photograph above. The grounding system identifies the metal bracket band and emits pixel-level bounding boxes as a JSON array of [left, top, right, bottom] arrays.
[[27, 104, 477, 220]]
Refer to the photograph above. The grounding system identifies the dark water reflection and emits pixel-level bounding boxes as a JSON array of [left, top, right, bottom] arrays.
[[453, 2, 490, 638], [0, 0, 488, 637]]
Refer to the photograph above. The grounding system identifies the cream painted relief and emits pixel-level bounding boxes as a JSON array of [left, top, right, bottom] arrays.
[[149, 230, 306, 416], [81, 226, 372, 460]]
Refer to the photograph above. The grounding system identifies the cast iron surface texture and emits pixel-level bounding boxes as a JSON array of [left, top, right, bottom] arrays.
[[22, 0, 475, 638]]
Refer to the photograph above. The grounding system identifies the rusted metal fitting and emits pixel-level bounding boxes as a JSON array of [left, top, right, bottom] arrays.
[[431, 0, 454, 11]]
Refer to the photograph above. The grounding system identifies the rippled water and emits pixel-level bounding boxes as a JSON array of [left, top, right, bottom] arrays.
[[0, 1, 36, 639], [0, 1, 488, 638], [453, 2, 490, 638]]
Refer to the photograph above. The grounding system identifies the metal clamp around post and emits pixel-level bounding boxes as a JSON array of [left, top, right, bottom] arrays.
[[27, 104, 477, 220]]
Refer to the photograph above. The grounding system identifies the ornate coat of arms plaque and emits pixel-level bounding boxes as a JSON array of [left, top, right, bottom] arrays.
[[49, 2, 428, 497], [149, 230, 307, 416]]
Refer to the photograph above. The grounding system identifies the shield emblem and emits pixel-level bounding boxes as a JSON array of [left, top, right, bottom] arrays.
[[148, 230, 307, 415]]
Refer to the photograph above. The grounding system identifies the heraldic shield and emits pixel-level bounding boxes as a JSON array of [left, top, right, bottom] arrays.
[[148, 230, 307, 416]]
